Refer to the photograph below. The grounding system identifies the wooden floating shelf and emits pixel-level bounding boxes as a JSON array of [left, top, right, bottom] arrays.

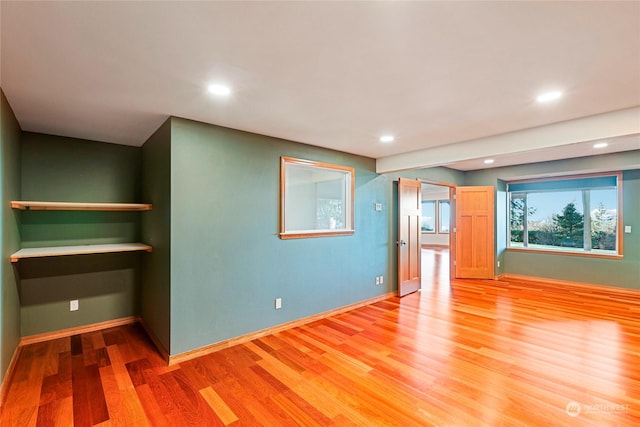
[[10, 243, 153, 262], [11, 201, 152, 211]]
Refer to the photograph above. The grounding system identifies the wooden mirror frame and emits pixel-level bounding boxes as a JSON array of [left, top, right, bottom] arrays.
[[280, 156, 355, 239]]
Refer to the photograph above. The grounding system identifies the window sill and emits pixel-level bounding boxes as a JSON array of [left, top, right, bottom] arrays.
[[507, 246, 623, 260]]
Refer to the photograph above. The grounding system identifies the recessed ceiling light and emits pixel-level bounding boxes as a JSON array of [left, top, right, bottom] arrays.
[[483, 159, 495, 164], [593, 142, 608, 149], [536, 90, 563, 103], [207, 84, 232, 96], [379, 135, 395, 143]]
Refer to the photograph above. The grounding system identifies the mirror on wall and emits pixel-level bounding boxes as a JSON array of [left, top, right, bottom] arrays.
[[280, 156, 354, 239]]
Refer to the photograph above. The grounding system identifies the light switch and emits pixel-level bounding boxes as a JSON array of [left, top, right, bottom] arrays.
[[624, 225, 632, 233]]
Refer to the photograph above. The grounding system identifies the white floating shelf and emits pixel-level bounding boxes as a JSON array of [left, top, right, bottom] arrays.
[[11, 201, 152, 211], [11, 243, 153, 262]]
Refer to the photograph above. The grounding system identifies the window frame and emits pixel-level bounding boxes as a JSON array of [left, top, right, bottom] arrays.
[[280, 156, 355, 240], [506, 172, 623, 259], [421, 199, 450, 235]]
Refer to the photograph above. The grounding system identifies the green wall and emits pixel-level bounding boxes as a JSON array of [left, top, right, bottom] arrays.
[[143, 118, 391, 356], [465, 151, 640, 289], [18, 134, 145, 335], [141, 119, 172, 352], [1, 89, 21, 383]]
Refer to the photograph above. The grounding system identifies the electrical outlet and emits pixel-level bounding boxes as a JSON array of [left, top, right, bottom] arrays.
[[275, 298, 282, 310], [70, 300, 79, 311], [375, 203, 382, 211], [379, 276, 384, 285], [497, 260, 500, 268]]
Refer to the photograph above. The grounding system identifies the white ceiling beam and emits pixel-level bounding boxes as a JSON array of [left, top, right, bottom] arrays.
[[376, 106, 640, 174]]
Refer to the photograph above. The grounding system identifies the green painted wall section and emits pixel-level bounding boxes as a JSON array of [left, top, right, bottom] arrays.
[[167, 118, 390, 355], [18, 134, 144, 336], [465, 151, 640, 289], [1, 89, 21, 383], [21, 132, 142, 202], [141, 119, 172, 353]]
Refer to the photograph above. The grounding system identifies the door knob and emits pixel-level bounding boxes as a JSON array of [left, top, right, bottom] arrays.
[[397, 240, 407, 246]]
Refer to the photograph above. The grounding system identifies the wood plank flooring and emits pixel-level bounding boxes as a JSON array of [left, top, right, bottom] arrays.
[[2, 260, 639, 425]]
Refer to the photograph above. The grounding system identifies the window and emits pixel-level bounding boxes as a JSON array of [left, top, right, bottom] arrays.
[[439, 201, 450, 233], [507, 173, 622, 257], [421, 201, 435, 232], [422, 200, 450, 233], [280, 157, 354, 239]]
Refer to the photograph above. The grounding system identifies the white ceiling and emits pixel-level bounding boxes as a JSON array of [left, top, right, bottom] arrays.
[[1, 1, 639, 172]]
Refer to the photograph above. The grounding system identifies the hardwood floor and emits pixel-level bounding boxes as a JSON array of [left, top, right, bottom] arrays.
[[2, 271, 639, 425], [421, 246, 449, 288]]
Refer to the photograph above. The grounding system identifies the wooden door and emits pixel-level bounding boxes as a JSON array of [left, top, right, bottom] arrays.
[[455, 186, 495, 279], [397, 178, 421, 296]]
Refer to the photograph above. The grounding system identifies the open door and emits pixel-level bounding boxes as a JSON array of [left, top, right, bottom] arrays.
[[454, 186, 495, 279], [397, 178, 421, 296]]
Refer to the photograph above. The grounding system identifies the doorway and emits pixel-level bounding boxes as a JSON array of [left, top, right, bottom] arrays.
[[397, 180, 495, 296], [420, 183, 452, 288]]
